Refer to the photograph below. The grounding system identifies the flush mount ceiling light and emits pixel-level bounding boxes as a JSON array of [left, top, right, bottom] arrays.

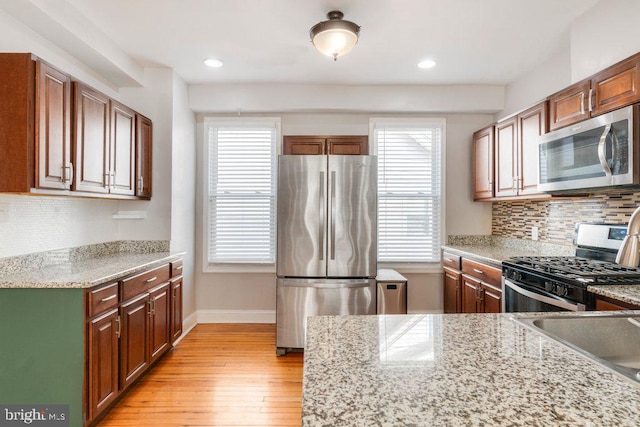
[[310, 10, 360, 61], [418, 59, 437, 69], [204, 58, 224, 68]]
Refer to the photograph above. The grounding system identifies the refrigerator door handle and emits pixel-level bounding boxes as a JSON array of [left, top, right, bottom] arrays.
[[330, 170, 336, 260], [319, 171, 325, 261]]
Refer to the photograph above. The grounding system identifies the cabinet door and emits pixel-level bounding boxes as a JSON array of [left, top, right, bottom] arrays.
[[517, 102, 547, 196], [327, 136, 368, 155], [110, 101, 136, 196], [443, 267, 461, 314], [482, 285, 502, 314], [472, 126, 494, 200], [120, 294, 149, 389], [548, 80, 591, 131], [149, 283, 171, 363], [283, 136, 326, 155], [35, 61, 71, 190], [591, 53, 640, 116], [461, 275, 481, 314], [170, 276, 183, 344], [73, 82, 109, 193], [135, 114, 152, 198], [494, 117, 518, 198], [87, 309, 119, 422]]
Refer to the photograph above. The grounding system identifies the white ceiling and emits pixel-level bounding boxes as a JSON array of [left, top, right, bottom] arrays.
[[5, 0, 600, 87]]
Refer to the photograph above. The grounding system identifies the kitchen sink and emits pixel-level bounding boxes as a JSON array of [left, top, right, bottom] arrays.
[[513, 313, 640, 384]]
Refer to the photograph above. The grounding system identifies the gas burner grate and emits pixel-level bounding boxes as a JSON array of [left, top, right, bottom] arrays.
[[507, 256, 640, 285]]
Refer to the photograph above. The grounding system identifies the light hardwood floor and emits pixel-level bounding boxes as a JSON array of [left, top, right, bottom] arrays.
[[97, 324, 304, 427]]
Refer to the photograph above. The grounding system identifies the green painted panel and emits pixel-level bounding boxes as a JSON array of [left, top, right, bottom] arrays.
[[0, 288, 84, 426]]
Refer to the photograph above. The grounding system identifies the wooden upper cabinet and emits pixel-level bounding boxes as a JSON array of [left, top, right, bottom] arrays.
[[73, 82, 110, 194], [136, 115, 152, 198], [472, 126, 494, 200], [326, 136, 368, 155], [283, 136, 326, 155], [517, 102, 547, 196], [548, 79, 590, 131], [591, 52, 640, 116], [494, 116, 518, 198], [109, 101, 136, 196], [548, 52, 640, 131], [0, 54, 74, 193], [35, 61, 72, 190], [283, 135, 368, 155]]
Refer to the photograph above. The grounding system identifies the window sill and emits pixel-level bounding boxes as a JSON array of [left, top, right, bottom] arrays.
[[204, 264, 276, 274]]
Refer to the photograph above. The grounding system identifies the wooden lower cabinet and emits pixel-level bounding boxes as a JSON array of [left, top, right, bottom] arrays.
[[443, 267, 461, 313], [149, 283, 171, 363], [461, 275, 482, 313], [170, 276, 183, 344], [87, 308, 119, 421], [85, 259, 182, 426], [119, 293, 150, 389], [595, 295, 640, 311]]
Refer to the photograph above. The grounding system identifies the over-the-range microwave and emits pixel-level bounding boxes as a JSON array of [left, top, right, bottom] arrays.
[[538, 104, 640, 193]]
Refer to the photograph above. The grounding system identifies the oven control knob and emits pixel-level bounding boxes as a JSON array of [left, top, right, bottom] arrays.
[[545, 281, 555, 292], [556, 285, 568, 297], [510, 271, 521, 281]]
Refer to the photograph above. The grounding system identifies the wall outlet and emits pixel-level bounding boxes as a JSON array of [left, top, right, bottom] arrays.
[[531, 226, 539, 241]]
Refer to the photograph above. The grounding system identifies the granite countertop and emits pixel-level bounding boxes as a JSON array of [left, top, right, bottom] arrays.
[[302, 313, 640, 426], [442, 236, 574, 267], [0, 251, 185, 289], [589, 284, 640, 306]]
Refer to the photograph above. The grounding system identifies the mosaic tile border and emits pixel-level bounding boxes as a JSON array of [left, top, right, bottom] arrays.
[[492, 190, 640, 245], [0, 240, 170, 275]]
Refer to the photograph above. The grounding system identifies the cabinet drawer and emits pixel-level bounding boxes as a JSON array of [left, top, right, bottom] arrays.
[[170, 259, 183, 277], [87, 282, 119, 317], [461, 258, 501, 288], [442, 252, 461, 270], [121, 264, 170, 302]]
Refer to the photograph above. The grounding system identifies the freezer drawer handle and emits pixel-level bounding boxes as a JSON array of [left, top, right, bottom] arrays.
[[282, 282, 371, 289]]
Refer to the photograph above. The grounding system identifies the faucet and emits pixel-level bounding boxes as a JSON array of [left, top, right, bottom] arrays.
[[616, 206, 640, 267]]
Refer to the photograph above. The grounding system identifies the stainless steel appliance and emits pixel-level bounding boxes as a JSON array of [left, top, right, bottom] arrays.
[[376, 269, 407, 314], [276, 155, 377, 354], [538, 104, 640, 193], [502, 223, 640, 312]]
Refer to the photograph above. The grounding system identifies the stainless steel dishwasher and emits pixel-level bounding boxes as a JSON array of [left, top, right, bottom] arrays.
[[376, 269, 407, 314]]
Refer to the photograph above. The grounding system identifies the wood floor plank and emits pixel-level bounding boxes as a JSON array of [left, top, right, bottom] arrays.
[[97, 324, 303, 427]]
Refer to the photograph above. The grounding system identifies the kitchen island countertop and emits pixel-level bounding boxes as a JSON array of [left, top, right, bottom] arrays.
[[302, 313, 640, 426]]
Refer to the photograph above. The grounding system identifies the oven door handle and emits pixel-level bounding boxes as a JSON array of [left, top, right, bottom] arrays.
[[504, 279, 586, 312]]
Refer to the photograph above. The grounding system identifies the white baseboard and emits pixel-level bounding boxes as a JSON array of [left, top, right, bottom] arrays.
[[196, 309, 276, 324]]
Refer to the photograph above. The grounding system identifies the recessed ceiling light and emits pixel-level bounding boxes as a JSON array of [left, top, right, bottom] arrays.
[[418, 59, 436, 69], [204, 58, 224, 68]]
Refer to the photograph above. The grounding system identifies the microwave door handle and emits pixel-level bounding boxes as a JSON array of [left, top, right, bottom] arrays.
[[597, 123, 613, 176]]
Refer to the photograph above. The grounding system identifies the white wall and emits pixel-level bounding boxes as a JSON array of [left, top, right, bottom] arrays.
[[570, 0, 640, 82], [195, 112, 494, 319], [118, 68, 174, 242], [170, 72, 197, 321], [501, 0, 640, 120]]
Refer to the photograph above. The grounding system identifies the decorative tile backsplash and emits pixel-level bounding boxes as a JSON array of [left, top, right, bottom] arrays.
[[492, 190, 640, 244]]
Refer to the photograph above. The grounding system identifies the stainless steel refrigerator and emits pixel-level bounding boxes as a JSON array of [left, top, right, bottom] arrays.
[[276, 155, 377, 354]]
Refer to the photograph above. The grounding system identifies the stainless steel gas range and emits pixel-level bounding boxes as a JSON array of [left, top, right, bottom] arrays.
[[502, 223, 640, 312]]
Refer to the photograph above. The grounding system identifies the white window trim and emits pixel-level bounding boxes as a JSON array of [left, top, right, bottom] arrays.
[[369, 117, 446, 269], [201, 116, 281, 273]]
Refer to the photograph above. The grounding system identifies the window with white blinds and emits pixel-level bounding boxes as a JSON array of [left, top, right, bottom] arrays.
[[205, 118, 279, 265], [372, 119, 444, 263]]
